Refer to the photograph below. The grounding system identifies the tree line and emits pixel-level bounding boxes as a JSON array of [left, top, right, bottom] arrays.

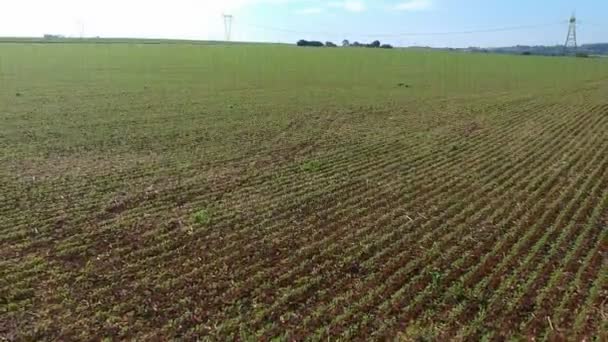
[[297, 39, 393, 49]]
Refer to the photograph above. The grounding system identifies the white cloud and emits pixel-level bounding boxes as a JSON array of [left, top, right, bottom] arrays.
[[395, 0, 434, 11], [329, 0, 366, 13], [296, 7, 324, 15]]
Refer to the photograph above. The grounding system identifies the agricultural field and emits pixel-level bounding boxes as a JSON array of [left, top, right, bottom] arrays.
[[1, 41, 608, 340]]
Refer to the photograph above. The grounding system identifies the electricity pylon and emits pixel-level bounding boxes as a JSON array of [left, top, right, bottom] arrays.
[[564, 13, 577, 53], [223, 14, 233, 41]]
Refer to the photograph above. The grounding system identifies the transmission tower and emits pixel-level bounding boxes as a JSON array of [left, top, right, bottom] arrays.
[[75, 19, 85, 38], [223, 14, 233, 41], [564, 13, 577, 52]]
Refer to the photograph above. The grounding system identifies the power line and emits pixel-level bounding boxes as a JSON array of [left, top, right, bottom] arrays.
[[237, 21, 566, 38], [378, 22, 566, 38], [238, 23, 339, 37]]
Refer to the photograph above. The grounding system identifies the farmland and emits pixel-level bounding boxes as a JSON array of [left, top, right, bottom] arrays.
[[1, 41, 608, 340]]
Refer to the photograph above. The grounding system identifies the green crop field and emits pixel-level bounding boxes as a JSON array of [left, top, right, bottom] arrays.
[[1, 41, 608, 340]]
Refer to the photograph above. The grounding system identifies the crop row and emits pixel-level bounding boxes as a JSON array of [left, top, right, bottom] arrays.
[[2, 93, 607, 339]]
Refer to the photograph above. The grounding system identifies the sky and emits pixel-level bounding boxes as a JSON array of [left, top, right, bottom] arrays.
[[0, 0, 606, 47]]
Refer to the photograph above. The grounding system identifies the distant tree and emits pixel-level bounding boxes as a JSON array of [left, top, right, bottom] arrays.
[[352, 41, 362, 47], [575, 52, 590, 58], [380, 44, 393, 49], [370, 40, 381, 48], [342, 39, 350, 47], [522, 51, 532, 56], [326, 41, 337, 47], [297, 39, 324, 47]]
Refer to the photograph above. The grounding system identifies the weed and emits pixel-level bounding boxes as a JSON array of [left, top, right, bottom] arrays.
[[192, 209, 211, 225], [447, 281, 468, 303], [300, 160, 322, 173], [430, 269, 443, 289]]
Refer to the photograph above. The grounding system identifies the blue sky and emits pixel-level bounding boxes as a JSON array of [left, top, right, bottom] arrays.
[[237, 0, 607, 47], [1, 0, 606, 47]]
